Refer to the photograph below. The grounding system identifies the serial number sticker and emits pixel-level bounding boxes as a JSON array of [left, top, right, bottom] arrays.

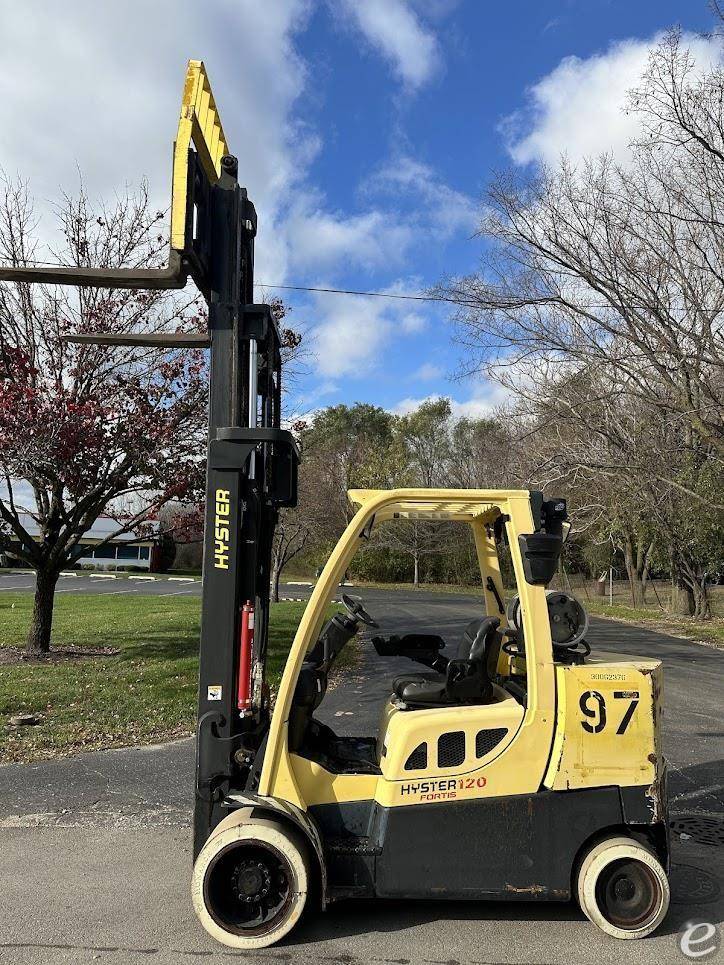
[[207, 685, 222, 701]]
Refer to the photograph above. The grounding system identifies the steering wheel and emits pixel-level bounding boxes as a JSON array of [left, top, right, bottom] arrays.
[[341, 593, 379, 628]]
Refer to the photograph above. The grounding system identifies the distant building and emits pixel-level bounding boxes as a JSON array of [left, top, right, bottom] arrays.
[[3, 514, 161, 572]]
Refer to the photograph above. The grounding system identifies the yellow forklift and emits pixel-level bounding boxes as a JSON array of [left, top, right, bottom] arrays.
[[0, 61, 670, 951], [191, 488, 670, 948]]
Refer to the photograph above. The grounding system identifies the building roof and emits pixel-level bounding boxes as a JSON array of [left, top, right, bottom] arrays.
[[13, 513, 158, 545]]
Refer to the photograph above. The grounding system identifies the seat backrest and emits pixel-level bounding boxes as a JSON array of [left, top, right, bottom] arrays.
[[447, 617, 500, 704], [457, 616, 500, 661], [456, 618, 483, 659]]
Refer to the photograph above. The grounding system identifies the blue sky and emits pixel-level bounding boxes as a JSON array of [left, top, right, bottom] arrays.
[[0, 0, 718, 419]]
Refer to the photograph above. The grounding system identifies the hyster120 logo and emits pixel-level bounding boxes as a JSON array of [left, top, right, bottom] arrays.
[[400, 776, 487, 801], [214, 489, 231, 569]]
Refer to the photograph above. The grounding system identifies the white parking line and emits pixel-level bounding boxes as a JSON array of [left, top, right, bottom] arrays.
[[0, 583, 33, 589], [94, 588, 141, 595], [159, 588, 195, 596], [56, 587, 84, 593], [168, 576, 197, 582]]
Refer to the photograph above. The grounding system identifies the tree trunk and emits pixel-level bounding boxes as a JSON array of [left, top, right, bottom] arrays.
[[26, 566, 59, 655], [672, 581, 695, 616], [641, 559, 651, 603], [670, 551, 712, 620], [691, 579, 712, 620], [413, 552, 419, 587], [271, 560, 282, 604], [622, 535, 641, 607], [636, 539, 654, 603]]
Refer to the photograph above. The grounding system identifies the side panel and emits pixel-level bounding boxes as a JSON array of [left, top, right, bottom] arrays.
[[377, 693, 525, 799], [544, 659, 662, 793], [311, 788, 625, 901]]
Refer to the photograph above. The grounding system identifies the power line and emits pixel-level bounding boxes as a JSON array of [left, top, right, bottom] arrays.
[[2, 260, 719, 315], [254, 282, 452, 304]]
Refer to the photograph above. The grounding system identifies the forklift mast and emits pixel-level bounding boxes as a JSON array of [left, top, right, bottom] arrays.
[[193, 160, 299, 855], [0, 61, 299, 856]]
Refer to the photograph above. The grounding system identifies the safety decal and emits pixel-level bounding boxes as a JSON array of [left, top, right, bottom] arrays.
[[207, 685, 222, 701]]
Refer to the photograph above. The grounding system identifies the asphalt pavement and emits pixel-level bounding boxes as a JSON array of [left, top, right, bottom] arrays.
[[0, 586, 722, 965]]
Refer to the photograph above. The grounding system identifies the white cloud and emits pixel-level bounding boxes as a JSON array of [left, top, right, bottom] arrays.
[[339, 0, 440, 90], [310, 277, 438, 377], [393, 381, 510, 419], [293, 379, 339, 415], [0, 1, 313, 280], [412, 362, 443, 381], [312, 291, 393, 377], [283, 197, 414, 273], [505, 32, 723, 167], [401, 313, 428, 333], [370, 155, 478, 237]]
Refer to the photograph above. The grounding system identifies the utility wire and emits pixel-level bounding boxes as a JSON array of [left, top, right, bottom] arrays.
[[1, 259, 718, 313], [254, 282, 451, 304]]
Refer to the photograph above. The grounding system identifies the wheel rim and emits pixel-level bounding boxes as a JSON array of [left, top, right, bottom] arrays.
[[203, 841, 294, 937], [595, 858, 661, 929]]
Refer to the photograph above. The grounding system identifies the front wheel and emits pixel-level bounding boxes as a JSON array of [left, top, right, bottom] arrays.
[[576, 835, 670, 939], [192, 813, 310, 949]]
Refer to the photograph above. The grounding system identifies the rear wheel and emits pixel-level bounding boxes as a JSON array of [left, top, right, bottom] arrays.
[[576, 835, 670, 939], [192, 814, 310, 949]]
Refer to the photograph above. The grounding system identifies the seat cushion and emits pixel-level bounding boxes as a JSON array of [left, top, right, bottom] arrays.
[[392, 671, 443, 698], [398, 678, 450, 706]]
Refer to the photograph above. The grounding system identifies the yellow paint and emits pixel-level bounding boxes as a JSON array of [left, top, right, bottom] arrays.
[[471, 517, 511, 674], [290, 755, 379, 805], [544, 658, 662, 791], [259, 488, 557, 807], [258, 487, 662, 817], [171, 60, 230, 252]]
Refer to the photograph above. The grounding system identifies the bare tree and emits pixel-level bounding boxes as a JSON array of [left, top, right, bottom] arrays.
[[501, 359, 719, 617], [439, 29, 724, 477], [435, 28, 723, 615]]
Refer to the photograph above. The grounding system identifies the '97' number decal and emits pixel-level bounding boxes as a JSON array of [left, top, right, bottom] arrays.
[[579, 690, 639, 735]]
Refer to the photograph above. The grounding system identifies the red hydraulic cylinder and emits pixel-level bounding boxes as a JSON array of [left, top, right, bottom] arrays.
[[237, 601, 254, 713]]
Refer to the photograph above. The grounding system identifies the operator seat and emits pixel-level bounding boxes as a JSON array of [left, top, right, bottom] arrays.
[[394, 616, 501, 708], [392, 617, 498, 697]]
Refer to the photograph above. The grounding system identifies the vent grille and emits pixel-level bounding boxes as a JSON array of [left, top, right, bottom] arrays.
[[404, 742, 427, 770], [437, 731, 465, 768], [475, 727, 508, 758]]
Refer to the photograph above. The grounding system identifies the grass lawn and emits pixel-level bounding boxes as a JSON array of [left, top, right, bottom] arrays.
[[0, 594, 318, 765]]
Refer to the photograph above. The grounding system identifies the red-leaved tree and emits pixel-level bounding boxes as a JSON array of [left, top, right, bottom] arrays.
[[0, 176, 208, 654]]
